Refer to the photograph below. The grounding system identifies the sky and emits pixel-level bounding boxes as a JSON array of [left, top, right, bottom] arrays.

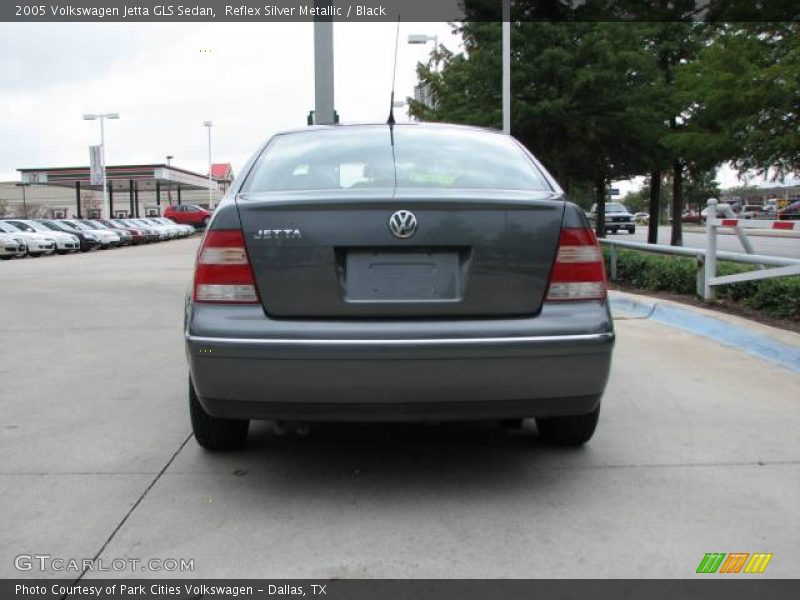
[[0, 21, 795, 193], [0, 21, 455, 180]]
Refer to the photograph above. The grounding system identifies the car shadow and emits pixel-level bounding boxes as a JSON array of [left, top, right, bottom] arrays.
[[183, 420, 596, 499]]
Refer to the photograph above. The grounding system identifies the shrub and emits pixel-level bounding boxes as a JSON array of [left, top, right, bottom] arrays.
[[604, 247, 800, 321]]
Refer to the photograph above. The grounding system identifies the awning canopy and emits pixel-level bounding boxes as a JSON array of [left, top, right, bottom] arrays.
[[17, 164, 218, 192]]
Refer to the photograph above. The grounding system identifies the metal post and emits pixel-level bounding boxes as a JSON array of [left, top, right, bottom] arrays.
[[207, 125, 213, 206], [21, 184, 28, 218], [730, 223, 765, 270], [177, 185, 182, 205], [704, 198, 718, 301], [75, 181, 81, 218], [313, 13, 335, 125], [609, 243, 617, 281], [156, 181, 161, 210], [108, 183, 113, 217], [129, 180, 134, 217], [696, 255, 705, 297], [502, 0, 511, 135], [134, 181, 139, 217]]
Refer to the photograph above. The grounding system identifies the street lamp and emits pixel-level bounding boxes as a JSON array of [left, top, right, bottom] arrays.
[[502, 0, 510, 134], [82, 112, 120, 218], [407, 33, 439, 70], [166, 154, 173, 166], [203, 121, 213, 207]]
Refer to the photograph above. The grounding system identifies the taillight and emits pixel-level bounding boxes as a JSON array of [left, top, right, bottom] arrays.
[[546, 227, 606, 301], [193, 230, 259, 303]]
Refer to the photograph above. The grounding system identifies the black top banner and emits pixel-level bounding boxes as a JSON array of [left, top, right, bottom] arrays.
[[3, 0, 800, 22]]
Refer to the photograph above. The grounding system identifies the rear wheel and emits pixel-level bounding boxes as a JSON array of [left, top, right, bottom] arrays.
[[189, 378, 249, 450], [536, 404, 600, 446]]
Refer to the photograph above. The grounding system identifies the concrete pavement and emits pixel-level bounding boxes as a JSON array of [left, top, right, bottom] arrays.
[[1, 239, 798, 579]]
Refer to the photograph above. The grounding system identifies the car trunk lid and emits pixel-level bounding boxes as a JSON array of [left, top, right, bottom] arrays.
[[236, 188, 564, 318]]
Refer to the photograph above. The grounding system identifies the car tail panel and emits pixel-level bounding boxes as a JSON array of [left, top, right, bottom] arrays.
[[235, 189, 564, 318]]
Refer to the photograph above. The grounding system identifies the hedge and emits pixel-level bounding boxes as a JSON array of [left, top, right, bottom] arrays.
[[603, 248, 800, 320]]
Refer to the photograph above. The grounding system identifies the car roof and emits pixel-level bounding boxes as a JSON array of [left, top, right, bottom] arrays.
[[270, 122, 500, 137]]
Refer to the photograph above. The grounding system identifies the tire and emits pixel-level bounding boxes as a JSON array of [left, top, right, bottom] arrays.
[[29, 252, 41, 257], [57, 249, 70, 255], [536, 404, 600, 447], [189, 378, 249, 450]]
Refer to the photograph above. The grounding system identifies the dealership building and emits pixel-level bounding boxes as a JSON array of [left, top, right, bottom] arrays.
[[0, 163, 235, 219]]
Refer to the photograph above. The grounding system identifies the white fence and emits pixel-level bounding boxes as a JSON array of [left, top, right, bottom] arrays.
[[601, 198, 800, 301]]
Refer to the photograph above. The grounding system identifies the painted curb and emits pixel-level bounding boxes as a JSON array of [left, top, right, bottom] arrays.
[[609, 292, 800, 374]]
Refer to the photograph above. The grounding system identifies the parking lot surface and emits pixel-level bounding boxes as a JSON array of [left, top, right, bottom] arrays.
[[1, 239, 798, 579]]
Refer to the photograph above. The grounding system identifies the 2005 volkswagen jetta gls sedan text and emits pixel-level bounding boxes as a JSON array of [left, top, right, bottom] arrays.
[[185, 123, 615, 450]]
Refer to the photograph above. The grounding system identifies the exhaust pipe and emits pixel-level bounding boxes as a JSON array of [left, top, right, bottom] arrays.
[[272, 421, 310, 436]]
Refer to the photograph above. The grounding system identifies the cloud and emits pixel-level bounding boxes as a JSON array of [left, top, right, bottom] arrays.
[[0, 21, 454, 180]]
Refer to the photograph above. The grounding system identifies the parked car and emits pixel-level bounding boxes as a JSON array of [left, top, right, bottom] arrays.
[[129, 218, 173, 240], [36, 220, 102, 252], [164, 204, 212, 228], [150, 217, 195, 237], [58, 219, 121, 248], [114, 219, 161, 243], [587, 202, 635, 234], [681, 210, 702, 224], [633, 212, 649, 224], [185, 123, 615, 450], [93, 219, 149, 244], [80, 220, 133, 246], [777, 199, 800, 220], [0, 232, 26, 259], [739, 204, 771, 219], [141, 217, 181, 239], [0, 221, 55, 256], [3, 219, 81, 254]]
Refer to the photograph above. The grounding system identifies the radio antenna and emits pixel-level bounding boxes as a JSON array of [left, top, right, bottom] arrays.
[[387, 15, 400, 126]]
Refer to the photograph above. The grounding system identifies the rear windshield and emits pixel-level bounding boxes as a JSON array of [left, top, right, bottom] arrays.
[[241, 126, 551, 192]]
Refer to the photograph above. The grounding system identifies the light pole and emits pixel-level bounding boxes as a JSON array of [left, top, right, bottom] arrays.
[[408, 33, 440, 112], [166, 154, 173, 166], [203, 121, 213, 207], [408, 33, 439, 71], [502, 0, 511, 134], [82, 112, 119, 218]]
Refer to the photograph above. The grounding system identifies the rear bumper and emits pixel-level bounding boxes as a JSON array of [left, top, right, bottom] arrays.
[[186, 301, 615, 421]]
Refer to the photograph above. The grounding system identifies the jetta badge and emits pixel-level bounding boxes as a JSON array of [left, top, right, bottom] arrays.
[[388, 210, 417, 239], [253, 228, 302, 241]]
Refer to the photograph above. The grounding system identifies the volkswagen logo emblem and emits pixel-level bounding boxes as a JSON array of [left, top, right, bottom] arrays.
[[388, 210, 417, 239]]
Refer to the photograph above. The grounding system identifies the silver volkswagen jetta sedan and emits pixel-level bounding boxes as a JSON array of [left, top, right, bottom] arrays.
[[185, 124, 614, 450]]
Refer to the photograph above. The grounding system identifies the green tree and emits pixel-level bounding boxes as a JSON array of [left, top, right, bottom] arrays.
[[410, 21, 666, 238], [675, 22, 800, 178]]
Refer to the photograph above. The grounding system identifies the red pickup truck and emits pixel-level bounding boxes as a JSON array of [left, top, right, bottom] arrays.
[[163, 204, 212, 227]]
